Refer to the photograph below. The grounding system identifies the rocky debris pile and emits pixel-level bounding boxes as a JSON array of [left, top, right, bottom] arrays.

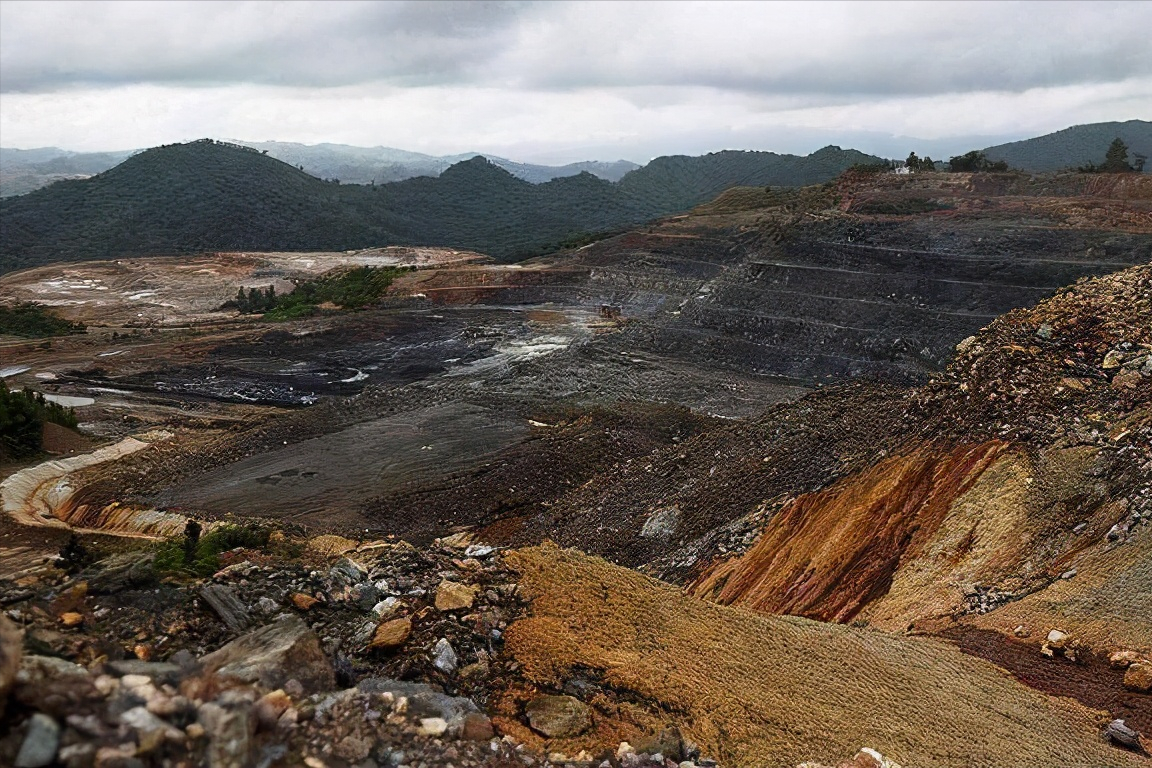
[[796, 748, 904, 768], [1040, 628, 1080, 661], [1, 534, 724, 767], [913, 264, 1152, 448], [0, 613, 525, 767]]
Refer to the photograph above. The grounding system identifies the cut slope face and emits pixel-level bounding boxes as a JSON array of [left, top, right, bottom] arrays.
[[689, 441, 1008, 622], [503, 544, 1142, 768]]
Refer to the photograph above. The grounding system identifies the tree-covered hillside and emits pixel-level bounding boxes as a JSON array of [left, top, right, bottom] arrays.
[[982, 120, 1151, 172], [0, 139, 880, 273]]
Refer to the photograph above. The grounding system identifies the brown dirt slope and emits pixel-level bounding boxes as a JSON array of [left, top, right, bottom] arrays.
[[504, 544, 1142, 768]]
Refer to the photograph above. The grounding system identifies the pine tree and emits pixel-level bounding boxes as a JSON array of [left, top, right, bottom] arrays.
[[1101, 138, 1134, 173]]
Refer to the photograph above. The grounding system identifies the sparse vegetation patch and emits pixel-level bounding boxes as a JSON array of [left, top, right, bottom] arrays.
[[222, 266, 409, 321], [0, 302, 86, 338]]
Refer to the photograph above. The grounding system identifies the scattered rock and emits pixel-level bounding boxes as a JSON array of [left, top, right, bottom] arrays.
[[119, 707, 183, 752], [432, 638, 458, 674], [434, 580, 478, 611], [525, 694, 592, 738], [306, 535, 358, 557], [15, 713, 61, 768], [330, 557, 368, 584], [199, 584, 252, 633], [1040, 628, 1070, 657], [199, 615, 335, 695], [1104, 719, 1142, 749], [357, 677, 479, 727], [637, 725, 686, 760], [253, 689, 292, 730], [461, 712, 494, 741], [372, 596, 401, 618], [367, 617, 412, 650], [291, 593, 319, 611], [198, 699, 255, 768], [255, 597, 279, 615], [417, 717, 448, 737], [1102, 350, 1125, 369], [1123, 662, 1152, 693], [464, 544, 495, 558], [1109, 650, 1140, 669], [59, 611, 84, 627], [107, 660, 185, 685]]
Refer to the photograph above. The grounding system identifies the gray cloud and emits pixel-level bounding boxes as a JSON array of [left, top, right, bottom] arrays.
[[0, 1, 529, 92], [3, 1, 1149, 97]]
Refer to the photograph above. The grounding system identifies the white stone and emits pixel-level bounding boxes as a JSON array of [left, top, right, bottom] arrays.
[[432, 638, 457, 674]]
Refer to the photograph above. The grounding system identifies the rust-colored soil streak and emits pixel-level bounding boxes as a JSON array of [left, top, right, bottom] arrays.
[[691, 442, 1006, 621]]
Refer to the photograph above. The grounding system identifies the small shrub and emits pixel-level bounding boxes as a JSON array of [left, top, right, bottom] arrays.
[[153, 523, 271, 577]]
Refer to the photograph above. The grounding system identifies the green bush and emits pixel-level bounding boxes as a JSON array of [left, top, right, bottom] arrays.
[[153, 523, 271, 577], [948, 151, 1009, 173]]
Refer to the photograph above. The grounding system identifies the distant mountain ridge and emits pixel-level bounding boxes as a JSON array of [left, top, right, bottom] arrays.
[[0, 141, 640, 198], [0, 139, 880, 273], [4, 119, 1146, 200], [981, 120, 1151, 172]]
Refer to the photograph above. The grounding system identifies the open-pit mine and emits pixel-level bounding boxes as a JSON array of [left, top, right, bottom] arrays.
[[2, 169, 1150, 768]]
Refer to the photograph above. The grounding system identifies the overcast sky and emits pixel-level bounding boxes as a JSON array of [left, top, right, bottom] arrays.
[[1, 0, 1149, 163]]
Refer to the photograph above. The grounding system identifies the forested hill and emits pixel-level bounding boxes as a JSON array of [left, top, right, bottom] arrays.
[[982, 120, 1151, 172], [0, 139, 881, 273]]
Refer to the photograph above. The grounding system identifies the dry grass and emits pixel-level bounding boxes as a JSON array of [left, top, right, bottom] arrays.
[[504, 543, 1143, 768]]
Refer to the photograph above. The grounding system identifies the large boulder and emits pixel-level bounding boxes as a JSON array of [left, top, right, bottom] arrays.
[[0, 613, 21, 718], [14, 655, 103, 718], [199, 615, 334, 695]]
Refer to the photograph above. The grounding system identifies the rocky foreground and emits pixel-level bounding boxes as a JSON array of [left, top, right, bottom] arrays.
[[1, 535, 727, 768], [1, 531, 1145, 768]]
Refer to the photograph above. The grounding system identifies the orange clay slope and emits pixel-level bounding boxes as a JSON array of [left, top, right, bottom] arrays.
[[501, 543, 1142, 768], [689, 440, 1008, 623]]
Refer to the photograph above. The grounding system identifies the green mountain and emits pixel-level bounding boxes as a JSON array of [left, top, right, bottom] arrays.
[[982, 120, 1151, 172], [0, 139, 880, 274], [0, 141, 640, 198]]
